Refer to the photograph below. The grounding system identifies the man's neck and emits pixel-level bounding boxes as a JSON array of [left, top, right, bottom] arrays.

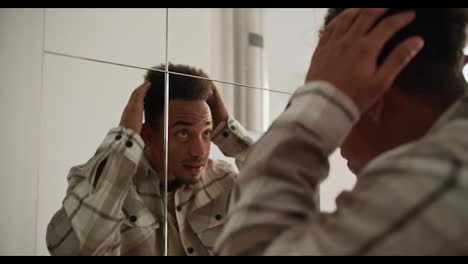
[[159, 179, 185, 193], [389, 94, 444, 147]]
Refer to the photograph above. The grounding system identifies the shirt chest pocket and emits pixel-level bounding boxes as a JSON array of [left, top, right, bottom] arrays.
[[122, 186, 160, 229], [120, 204, 161, 255], [188, 192, 230, 249], [120, 188, 161, 249]]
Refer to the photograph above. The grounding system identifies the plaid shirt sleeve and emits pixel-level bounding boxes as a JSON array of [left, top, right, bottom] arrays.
[[215, 81, 468, 255], [46, 126, 145, 256], [212, 116, 255, 170]]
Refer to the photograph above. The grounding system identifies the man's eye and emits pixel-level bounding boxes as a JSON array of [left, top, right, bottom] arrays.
[[177, 130, 189, 138], [203, 131, 212, 137]]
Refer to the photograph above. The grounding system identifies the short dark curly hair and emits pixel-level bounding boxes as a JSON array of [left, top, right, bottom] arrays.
[[323, 8, 468, 109], [143, 64, 214, 126]]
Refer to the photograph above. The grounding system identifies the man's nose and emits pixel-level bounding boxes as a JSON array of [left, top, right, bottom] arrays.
[[189, 137, 206, 157]]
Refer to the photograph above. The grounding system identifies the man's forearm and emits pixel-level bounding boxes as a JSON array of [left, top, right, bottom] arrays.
[[47, 127, 145, 255], [212, 116, 254, 169]]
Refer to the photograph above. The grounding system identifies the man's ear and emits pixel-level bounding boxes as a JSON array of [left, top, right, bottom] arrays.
[[141, 123, 153, 146], [367, 97, 384, 123]]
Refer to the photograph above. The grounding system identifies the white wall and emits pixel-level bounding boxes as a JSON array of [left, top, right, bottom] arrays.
[[263, 8, 356, 212], [167, 9, 212, 73], [44, 8, 167, 69], [0, 8, 170, 256], [0, 9, 43, 255], [35, 9, 168, 256]]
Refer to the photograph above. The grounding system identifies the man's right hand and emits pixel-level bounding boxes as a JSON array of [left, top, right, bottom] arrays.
[[305, 8, 424, 113], [119, 81, 151, 134], [206, 84, 229, 130]]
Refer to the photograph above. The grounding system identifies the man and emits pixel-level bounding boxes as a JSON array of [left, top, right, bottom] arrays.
[[216, 8, 468, 255], [46, 64, 253, 255]]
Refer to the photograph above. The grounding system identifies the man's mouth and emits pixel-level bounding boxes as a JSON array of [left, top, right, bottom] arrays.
[[183, 164, 204, 175]]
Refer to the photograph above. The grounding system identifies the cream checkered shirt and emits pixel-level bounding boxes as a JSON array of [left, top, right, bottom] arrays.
[[46, 117, 253, 256], [216, 81, 468, 256]]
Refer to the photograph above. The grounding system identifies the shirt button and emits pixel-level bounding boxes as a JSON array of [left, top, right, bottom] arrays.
[[115, 134, 122, 141], [215, 214, 222, 221], [125, 140, 133, 148], [222, 131, 229, 138], [187, 247, 194, 254], [129, 215, 137, 223], [176, 206, 181, 212]]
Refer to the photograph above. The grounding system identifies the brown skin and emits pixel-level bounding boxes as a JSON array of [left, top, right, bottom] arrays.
[[305, 8, 426, 174], [119, 81, 152, 135], [120, 82, 228, 190], [141, 100, 213, 189], [340, 89, 441, 174]]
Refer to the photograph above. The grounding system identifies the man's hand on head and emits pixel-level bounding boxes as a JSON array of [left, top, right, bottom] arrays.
[[306, 8, 424, 113], [119, 81, 151, 134], [207, 84, 229, 130]]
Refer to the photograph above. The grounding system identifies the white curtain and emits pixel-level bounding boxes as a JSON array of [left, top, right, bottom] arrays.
[[232, 8, 268, 132], [210, 8, 269, 132]]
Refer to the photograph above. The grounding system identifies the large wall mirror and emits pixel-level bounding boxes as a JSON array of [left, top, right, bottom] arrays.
[[2, 8, 467, 256]]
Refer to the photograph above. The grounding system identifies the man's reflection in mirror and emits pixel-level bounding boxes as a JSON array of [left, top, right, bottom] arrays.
[[46, 64, 254, 255]]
